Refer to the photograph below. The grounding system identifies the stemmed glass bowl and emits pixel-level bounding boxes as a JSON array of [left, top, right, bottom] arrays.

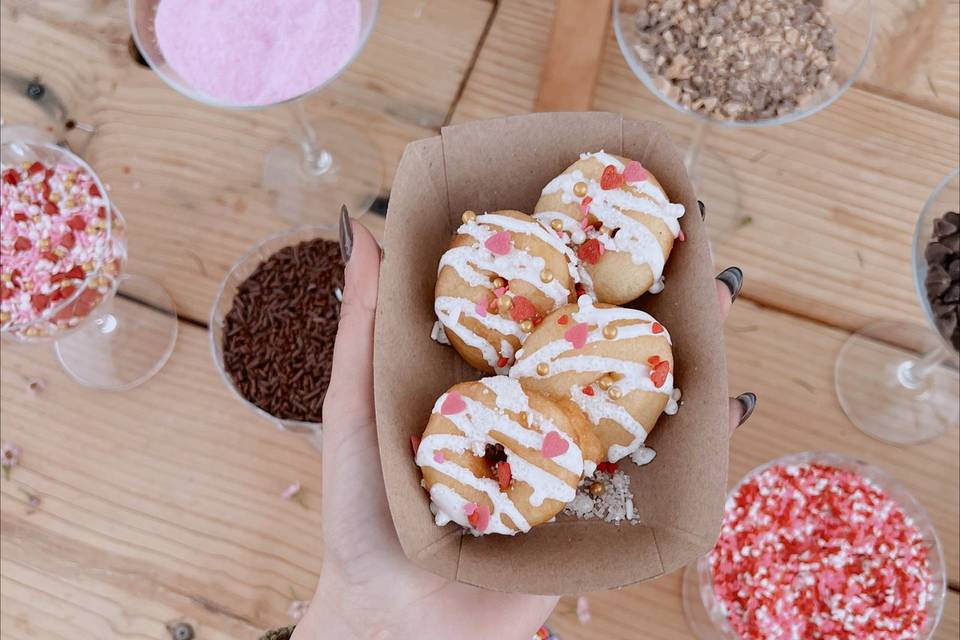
[[682, 451, 946, 639], [613, 0, 874, 234], [1, 141, 177, 390], [835, 167, 960, 444], [128, 0, 382, 222], [209, 225, 340, 447]]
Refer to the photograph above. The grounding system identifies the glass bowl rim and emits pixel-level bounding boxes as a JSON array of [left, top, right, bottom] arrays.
[[912, 165, 960, 357], [1, 141, 115, 334], [127, 0, 381, 111], [208, 224, 339, 433], [611, 0, 877, 129], [697, 450, 947, 637]]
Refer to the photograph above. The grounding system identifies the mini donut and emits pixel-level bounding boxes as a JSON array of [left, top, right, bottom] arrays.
[[534, 151, 685, 304], [434, 210, 579, 373], [415, 376, 600, 535], [510, 295, 675, 464]]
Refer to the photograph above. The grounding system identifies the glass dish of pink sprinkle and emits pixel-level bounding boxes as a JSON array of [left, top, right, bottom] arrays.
[[682, 451, 946, 640]]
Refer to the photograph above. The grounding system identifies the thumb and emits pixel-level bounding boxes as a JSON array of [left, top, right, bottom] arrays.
[[323, 218, 381, 443]]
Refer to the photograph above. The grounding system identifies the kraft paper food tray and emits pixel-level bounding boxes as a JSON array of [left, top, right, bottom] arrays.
[[374, 112, 728, 595]]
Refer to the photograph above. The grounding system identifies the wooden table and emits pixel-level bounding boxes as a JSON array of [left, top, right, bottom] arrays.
[[1, 0, 957, 637]]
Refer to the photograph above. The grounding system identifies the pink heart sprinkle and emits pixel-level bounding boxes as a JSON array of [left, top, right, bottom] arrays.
[[475, 298, 488, 317], [441, 391, 467, 416], [623, 160, 647, 183], [541, 431, 569, 458], [485, 230, 511, 256], [493, 286, 508, 298], [472, 504, 490, 532], [463, 502, 477, 516], [579, 214, 591, 229], [564, 322, 589, 349], [433, 451, 445, 464]]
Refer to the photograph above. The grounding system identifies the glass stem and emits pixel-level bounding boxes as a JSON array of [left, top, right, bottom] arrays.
[[683, 119, 707, 185], [290, 101, 332, 176], [897, 346, 947, 390]]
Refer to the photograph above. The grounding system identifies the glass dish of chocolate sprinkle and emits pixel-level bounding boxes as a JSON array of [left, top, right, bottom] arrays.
[[210, 226, 343, 433]]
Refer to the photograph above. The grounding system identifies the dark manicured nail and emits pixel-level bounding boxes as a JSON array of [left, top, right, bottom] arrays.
[[716, 266, 743, 302], [736, 393, 757, 427], [698, 200, 705, 220], [339, 205, 353, 264]]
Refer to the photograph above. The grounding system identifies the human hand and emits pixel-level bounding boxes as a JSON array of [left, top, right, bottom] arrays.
[[292, 215, 754, 640]]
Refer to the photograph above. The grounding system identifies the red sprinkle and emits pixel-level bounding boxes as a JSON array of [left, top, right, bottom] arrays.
[[2, 170, 18, 186], [30, 293, 50, 313], [596, 461, 618, 474], [650, 361, 670, 388], [509, 295, 540, 324], [710, 463, 932, 639], [66, 215, 86, 231], [647, 355, 661, 366], [496, 356, 509, 368], [600, 164, 624, 190], [496, 461, 512, 490], [13, 237, 32, 252], [42, 202, 58, 215], [89, 184, 101, 197], [651, 322, 664, 334], [27, 162, 44, 175], [578, 238, 604, 265], [582, 386, 595, 396], [557, 314, 569, 325]]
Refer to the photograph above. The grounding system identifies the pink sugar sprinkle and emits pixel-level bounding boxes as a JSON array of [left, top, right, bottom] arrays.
[[1, 161, 123, 335], [709, 463, 933, 640], [474, 298, 488, 317], [154, 0, 362, 106]]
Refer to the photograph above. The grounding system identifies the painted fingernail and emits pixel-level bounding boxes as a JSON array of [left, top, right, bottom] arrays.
[[339, 204, 353, 265], [736, 393, 757, 427], [716, 266, 743, 302], [698, 200, 706, 220]]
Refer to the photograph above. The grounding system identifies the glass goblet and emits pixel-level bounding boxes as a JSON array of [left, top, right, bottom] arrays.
[[127, 0, 382, 222]]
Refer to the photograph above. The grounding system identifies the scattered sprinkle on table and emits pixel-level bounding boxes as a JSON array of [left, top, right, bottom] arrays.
[[710, 463, 934, 639]]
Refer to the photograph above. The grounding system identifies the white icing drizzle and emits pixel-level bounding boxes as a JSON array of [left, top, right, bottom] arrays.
[[534, 151, 685, 291], [475, 213, 580, 285], [511, 297, 674, 462], [417, 379, 583, 535], [664, 387, 682, 416], [430, 320, 451, 345]]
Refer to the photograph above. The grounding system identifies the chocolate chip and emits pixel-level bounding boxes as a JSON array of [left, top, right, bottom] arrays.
[[925, 266, 951, 297], [933, 216, 958, 238], [924, 211, 960, 352], [925, 241, 950, 265], [945, 284, 960, 304], [943, 232, 959, 254]]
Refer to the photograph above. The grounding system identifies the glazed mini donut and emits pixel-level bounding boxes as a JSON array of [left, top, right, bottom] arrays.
[[534, 151, 685, 304], [510, 295, 675, 464], [434, 209, 579, 373], [415, 376, 600, 535]]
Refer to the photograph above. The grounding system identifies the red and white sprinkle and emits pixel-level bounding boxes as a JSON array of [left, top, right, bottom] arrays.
[[1, 160, 124, 338], [710, 463, 933, 640]]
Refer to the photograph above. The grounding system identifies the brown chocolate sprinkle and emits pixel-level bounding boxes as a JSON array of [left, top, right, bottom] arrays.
[[924, 211, 959, 352], [222, 239, 344, 422]]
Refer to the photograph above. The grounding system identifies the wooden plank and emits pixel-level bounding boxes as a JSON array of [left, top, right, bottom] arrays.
[[452, 0, 960, 333], [534, 0, 612, 112], [0, 0, 493, 324], [1, 300, 955, 637]]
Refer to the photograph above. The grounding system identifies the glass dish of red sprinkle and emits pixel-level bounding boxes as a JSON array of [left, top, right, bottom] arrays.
[[686, 452, 945, 640], [1, 142, 127, 341]]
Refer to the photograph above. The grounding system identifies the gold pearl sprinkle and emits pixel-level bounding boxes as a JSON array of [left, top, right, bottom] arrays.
[[539, 269, 554, 283], [608, 386, 623, 400], [492, 277, 506, 289], [19, 194, 30, 203], [461, 210, 477, 223], [49, 192, 61, 202], [25, 327, 39, 337], [54, 247, 67, 257], [82, 261, 95, 272], [573, 181, 588, 197], [497, 296, 513, 313], [598, 375, 614, 390], [0, 312, 10, 323], [536, 362, 550, 376], [520, 319, 534, 333], [38, 238, 50, 249], [603, 325, 618, 340], [588, 482, 605, 497], [23, 281, 33, 291], [0, 273, 11, 283], [518, 411, 528, 426]]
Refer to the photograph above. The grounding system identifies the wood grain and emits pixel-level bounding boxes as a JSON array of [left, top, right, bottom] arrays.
[[452, 0, 960, 333], [534, 0, 612, 112], [1, 301, 956, 637]]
